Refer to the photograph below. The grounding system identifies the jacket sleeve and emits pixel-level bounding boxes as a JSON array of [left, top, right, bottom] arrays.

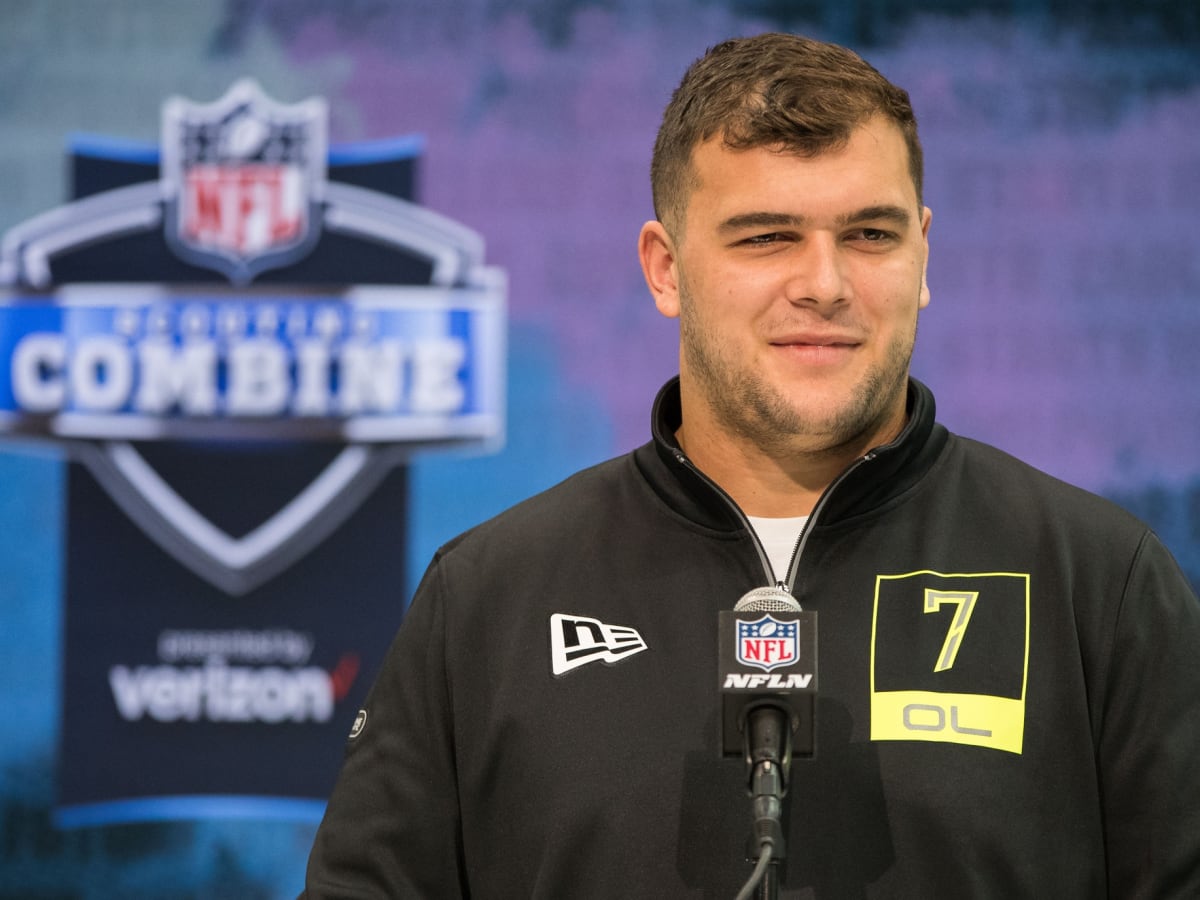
[[1098, 531, 1200, 897], [302, 556, 468, 899]]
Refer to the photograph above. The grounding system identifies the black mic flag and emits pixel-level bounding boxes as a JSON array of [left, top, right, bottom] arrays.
[[718, 587, 818, 761]]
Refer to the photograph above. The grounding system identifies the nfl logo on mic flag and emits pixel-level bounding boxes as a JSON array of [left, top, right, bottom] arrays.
[[737, 615, 800, 672]]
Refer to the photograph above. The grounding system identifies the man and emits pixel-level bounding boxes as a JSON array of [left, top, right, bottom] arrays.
[[304, 33, 1200, 898]]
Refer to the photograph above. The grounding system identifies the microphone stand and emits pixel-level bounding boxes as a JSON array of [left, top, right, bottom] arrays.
[[721, 591, 815, 900], [745, 703, 791, 900]]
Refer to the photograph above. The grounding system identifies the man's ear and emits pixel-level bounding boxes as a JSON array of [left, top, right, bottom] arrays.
[[918, 205, 932, 310], [638, 220, 681, 319]]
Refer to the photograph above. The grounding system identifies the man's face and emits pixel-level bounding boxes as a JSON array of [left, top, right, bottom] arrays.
[[643, 115, 932, 458]]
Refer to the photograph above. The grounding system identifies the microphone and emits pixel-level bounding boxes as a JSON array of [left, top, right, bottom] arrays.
[[719, 586, 818, 896], [719, 586, 818, 763], [735, 585, 804, 613]]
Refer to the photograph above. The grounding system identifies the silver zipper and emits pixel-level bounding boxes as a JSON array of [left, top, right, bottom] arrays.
[[672, 447, 878, 595], [780, 452, 876, 593]]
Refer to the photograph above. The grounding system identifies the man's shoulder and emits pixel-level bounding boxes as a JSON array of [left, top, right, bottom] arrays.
[[435, 450, 644, 560], [947, 433, 1146, 534]]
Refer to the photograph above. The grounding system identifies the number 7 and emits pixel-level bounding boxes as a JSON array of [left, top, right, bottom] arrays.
[[923, 589, 979, 672]]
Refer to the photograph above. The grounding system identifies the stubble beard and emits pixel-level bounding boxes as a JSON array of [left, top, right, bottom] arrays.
[[678, 283, 918, 458]]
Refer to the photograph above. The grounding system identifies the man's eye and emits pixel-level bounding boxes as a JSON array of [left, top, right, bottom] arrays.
[[856, 228, 892, 242], [744, 233, 782, 245]]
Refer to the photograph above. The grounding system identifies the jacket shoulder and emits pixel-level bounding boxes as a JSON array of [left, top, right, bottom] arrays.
[[434, 451, 642, 560], [947, 434, 1147, 538]]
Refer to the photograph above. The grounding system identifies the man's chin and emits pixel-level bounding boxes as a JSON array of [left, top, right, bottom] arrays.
[[770, 395, 896, 454]]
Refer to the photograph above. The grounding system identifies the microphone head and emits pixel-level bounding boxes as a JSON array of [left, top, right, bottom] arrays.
[[733, 586, 801, 613]]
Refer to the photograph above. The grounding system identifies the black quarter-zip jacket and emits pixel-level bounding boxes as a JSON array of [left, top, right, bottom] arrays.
[[305, 377, 1200, 899]]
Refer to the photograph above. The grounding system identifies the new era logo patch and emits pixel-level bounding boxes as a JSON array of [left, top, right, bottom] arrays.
[[550, 613, 648, 676]]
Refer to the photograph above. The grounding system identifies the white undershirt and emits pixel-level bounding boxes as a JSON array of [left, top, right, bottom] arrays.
[[747, 515, 809, 583]]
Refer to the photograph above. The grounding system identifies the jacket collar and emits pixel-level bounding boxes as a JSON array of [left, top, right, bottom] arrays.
[[634, 375, 948, 532]]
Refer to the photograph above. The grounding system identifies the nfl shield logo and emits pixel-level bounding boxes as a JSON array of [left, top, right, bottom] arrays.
[[736, 614, 800, 672], [161, 79, 327, 284]]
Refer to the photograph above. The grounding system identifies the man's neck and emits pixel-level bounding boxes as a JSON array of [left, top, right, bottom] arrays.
[[674, 400, 907, 518], [675, 423, 845, 517]]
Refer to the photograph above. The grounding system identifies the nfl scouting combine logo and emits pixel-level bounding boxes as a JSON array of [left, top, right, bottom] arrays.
[[0, 80, 506, 595], [11, 80, 504, 828], [737, 615, 799, 672]]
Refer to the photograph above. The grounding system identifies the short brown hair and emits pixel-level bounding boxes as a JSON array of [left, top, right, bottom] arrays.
[[650, 32, 924, 236]]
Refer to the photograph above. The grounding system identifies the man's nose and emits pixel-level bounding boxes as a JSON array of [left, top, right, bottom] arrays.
[[783, 233, 847, 307]]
